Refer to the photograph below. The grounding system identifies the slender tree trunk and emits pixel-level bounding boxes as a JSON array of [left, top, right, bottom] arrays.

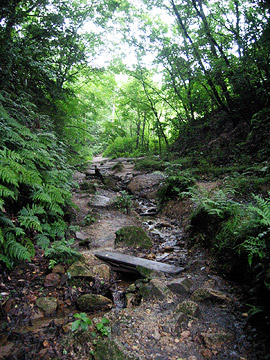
[[169, 0, 229, 114]]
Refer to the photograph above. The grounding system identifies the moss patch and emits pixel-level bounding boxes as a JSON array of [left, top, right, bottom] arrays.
[[115, 226, 152, 249]]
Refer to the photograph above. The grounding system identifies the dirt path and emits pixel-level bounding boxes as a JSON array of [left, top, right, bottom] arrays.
[[72, 157, 257, 360]]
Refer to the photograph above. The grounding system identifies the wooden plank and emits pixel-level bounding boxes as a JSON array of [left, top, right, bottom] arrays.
[[95, 251, 184, 275]]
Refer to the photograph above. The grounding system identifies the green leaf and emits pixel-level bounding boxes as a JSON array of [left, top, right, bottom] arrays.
[[71, 320, 81, 332], [101, 317, 109, 325], [80, 321, 88, 331]]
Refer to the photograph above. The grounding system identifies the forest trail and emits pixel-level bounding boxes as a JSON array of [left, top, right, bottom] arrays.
[[71, 156, 255, 360], [0, 156, 259, 360]]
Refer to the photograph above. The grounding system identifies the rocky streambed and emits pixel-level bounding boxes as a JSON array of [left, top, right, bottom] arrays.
[[0, 156, 263, 359]]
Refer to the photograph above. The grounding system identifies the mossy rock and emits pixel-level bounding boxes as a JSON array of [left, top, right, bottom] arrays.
[[115, 226, 152, 249], [139, 279, 173, 301], [80, 181, 96, 193], [36, 297, 57, 316], [77, 294, 112, 311], [94, 338, 138, 360], [68, 261, 93, 277]]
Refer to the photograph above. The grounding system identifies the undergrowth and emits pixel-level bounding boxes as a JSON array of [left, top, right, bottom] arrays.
[[186, 183, 270, 325], [0, 92, 79, 269]]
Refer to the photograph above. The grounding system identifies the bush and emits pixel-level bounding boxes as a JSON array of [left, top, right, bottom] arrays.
[[103, 137, 136, 158], [158, 170, 195, 204], [134, 157, 166, 171]]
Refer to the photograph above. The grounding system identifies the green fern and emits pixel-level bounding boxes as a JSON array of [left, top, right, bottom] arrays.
[[18, 204, 45, 231], [34, 234, 50, 249], [44, 238, 82, 264], [0, 185, 16, 199], [4, 232, 32, 262]]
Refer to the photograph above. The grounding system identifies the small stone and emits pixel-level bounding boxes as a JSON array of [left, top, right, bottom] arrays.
[[75, 231, 89, 241], [44, 273, 61, 287], [191, 288, 230, 303], [153, 328, 161, 341], [175, 300, 200, 317], [93, 264, 111, 282], [52, 264, 65, 274], [36, 297, 57, 316], [77, 294, 112, 311]]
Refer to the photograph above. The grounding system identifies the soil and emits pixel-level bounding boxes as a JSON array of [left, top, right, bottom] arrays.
[[0, 156, 268, 359]]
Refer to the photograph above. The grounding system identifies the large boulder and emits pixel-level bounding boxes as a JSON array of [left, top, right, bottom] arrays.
[[127, 173, 164, 199], [115, 226, 152, 249]]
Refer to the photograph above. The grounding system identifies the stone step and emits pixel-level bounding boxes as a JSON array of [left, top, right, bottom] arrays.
[[95, 251, 184, 275]]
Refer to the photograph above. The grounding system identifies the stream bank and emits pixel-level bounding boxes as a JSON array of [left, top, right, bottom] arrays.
[[0, 156, 265, 359]]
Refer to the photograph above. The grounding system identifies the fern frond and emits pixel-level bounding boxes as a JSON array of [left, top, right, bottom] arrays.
[[22, 237, 35, 257], [0, 228, 3, 244], [0, 184, 16, 199], [0, 166, 18, 186], [4, 233, 32, 261], [0, 215, 15, 227], [249, 194, 270, 226], [18, 205, 44, 231], [0, 254, 13, 269], [34, 234, 50, 249]]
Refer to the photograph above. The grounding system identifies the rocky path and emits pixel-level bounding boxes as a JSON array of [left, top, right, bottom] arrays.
[[0, 156, 260, 360], [72, 157, 255, 360]]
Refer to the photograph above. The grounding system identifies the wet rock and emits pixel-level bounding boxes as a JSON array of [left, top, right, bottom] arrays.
[[139, 279, 173, 301], [175, 300, 200, 317], [77, 294, 112, 311], [44, 273, 61, 287], [93, 264, 111, 282], [36, 297, 57, 316], [88, 195, 117, 208], [167, 277, 193, 296], [68, 261, 93, 278], [52, 264, 65, 274], [191, 288, 230, 303], [94, 338, 138, 360], [115, 225, 152, 249]]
